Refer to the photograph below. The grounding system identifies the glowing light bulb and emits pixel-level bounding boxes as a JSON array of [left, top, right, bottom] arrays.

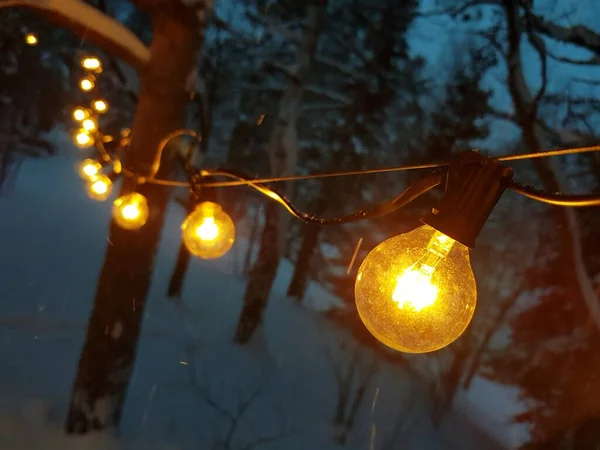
[[79, 76, 95, 92], [181, 201, 235, 259], [72, 107, 89, 121], [82, 118, 97, 131], [86, 174, 112, 201], [354, 225, 476, 354], [81, 57, 101, 71], [92, 99, 108, 113], [25, 33, 38, 45], [113, 193, 149, 230], [74, 130, 94, 148], [77, 159, 102, 179]]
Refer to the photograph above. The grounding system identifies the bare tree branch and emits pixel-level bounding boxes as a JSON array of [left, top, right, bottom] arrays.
[[0, 0, 150, 71], [528, 12, 600, 55]]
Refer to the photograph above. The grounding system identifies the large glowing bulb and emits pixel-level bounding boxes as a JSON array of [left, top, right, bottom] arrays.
[[25, 33, 38, 45], [181, 201, 235, 259], [79, 76, 95, 92], [77, 159, 102, 179], [74, 130, 94, 148], [86, 174, 112, 201], [113, 193, 149, 230], [72, 107, 89, 121], [354, 225, 476, 354], [92, 99, 108, 113], [81, 57, 101, 71]]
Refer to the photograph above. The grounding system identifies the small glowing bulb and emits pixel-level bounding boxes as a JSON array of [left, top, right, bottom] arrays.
[[86, 174, 112, 201], [181, 201, 235, 259], [74, 130, 94, 148], [25, 33, 38, 45], [354, 225, 476, 354], [77, 159, 102, 179], [113, 193, 149, 230], [81, 57, 101, 71], [82, 118, 97, 131], [79, 76, 95, 92], [72, 107, 89, 121], [92, 99, 108, 113]]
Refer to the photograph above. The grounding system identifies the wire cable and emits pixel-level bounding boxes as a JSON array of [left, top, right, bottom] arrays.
[[507, 181, 600, 207], [204, 168, 445, 225]]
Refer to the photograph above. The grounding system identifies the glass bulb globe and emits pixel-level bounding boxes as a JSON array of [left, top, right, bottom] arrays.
[[25, 33, 38, 45], [182, 201, 235, 259], [81, 57, 101, 71], [82, 118, 97, 132], [86, 174, 112, 201], [73, 107, 89, 121], [74, 130, 94, 148], [113, 193, 149, 230], [77, 159, 102, 179], [79, 76, 95, 92], [354, 224, 476, 354], [92, 99, 108, 113]]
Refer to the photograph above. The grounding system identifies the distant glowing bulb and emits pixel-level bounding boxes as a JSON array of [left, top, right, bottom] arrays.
[[92, 99, 108, 113], [72, 107, 89, 121], [82, 118, 97, 131], [182, 201, 235, 259], [113, 193, 149, 230], [354, 225, 476, 354], [79, 76, 95, 92], [74, 130, 94, 148], [81, 57, 101, 71], [25, 33, 38, 45], [77, 158, 102, 179], [86, 174, 112, 201]]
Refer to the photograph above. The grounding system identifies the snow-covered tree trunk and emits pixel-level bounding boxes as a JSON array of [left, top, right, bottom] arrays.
[[63, 4, 202, 433], [501, 0, 600, 334], [234, 1, 326, 344]]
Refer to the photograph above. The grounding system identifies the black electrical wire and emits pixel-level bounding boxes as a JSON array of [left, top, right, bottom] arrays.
[[507, 181, 600, 207], [202, 168, 446, 225]]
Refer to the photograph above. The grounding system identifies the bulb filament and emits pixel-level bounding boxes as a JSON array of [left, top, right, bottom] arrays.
[[392, 231, 455, 312]]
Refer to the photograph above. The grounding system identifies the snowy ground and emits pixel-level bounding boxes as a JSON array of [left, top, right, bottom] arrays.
[[0, 131, 524, 449]]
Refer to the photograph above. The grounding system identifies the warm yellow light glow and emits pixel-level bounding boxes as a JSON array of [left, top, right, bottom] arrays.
[[77, 159, 102, 179], [92, 99, 108, 113], [79, 76, 95, 92], [74, 130, 94, 148], [182, 201, 235, 259], [82, 118, 97, 132], [25, 33, 38, 45], [86, 174, 112, 201], [81, 57, 101, 71], [72, 107, 89, 121], [354, 225, 476, 354], [113, 193, 149, 230]]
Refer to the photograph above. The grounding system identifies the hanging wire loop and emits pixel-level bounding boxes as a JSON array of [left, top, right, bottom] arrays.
[[507, 181, 600, 207]]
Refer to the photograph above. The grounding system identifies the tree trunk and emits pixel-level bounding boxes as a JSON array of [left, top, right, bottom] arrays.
[[66, 12, 199, 434], [287, 224, 321, 302], [243, 207, 261, 275], [234, 2, 326, 344], [167, 238, 192, 298], [234, 202, 280, 343]]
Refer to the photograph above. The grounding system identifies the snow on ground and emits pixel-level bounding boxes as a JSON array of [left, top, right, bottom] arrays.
[[0, 130, 518, 449]]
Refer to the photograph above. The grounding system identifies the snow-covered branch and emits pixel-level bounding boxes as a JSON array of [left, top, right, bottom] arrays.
[[0, 0, 150, 71]]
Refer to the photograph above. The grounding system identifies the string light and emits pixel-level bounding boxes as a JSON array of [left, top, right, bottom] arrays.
[[86, 174, 112, 201], [79, 75, 95, 92], [77, 159, 102, 179], [355, 226, 476, 353], [113, 193, 149, 230], [72, 107, 90, 122], [181, 202, 235, 259], [92, 99, 108, 113], [74, 130, 94, 148], [25, 32, 38, 45], [81, 56, 102, 72], [82, 118, 97, 132]]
